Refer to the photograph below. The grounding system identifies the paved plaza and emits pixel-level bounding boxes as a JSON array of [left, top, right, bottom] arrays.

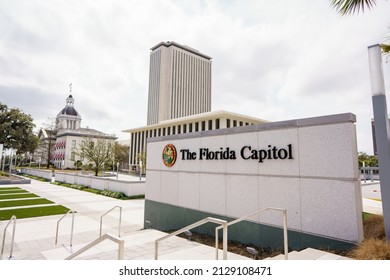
[[0, 178, 248, 260], [361, 181, 383, 215]]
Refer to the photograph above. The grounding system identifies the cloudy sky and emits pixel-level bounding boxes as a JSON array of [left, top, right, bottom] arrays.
[[1, 0, 389, 153]]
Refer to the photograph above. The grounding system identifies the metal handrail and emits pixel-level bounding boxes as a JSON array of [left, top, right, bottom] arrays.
[[154, 217, 228, 260], [55, 210, 76, 247], [65, 233, 124, 260], [215, 207, 288, 260], [1, 215, 17, 260], [100, 206, 122, 237]]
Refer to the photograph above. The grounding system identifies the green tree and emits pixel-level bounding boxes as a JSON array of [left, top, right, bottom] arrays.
[[114, 142, 129, 166], [136, 152, 147, 174], [0, 102, 38, 155], [37, 118, 58, 168], [358, 151, 378, 168], [330, 0, 390, 53], [77, 137, 115, 176]]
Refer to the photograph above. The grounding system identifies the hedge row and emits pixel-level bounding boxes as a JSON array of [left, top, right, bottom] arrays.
[[51, 181, 136, 200]]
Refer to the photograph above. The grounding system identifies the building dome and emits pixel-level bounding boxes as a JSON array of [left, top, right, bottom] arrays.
[[56, 94, 82, 130], [60, 106, 79, 116], [58, 95, 81, 117]]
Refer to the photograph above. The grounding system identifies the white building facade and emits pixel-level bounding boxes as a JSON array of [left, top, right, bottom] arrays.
[[147, 41, 212, 125]]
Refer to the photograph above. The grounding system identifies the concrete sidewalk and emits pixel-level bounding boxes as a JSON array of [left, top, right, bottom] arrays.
[[361, 181, 383, 215]]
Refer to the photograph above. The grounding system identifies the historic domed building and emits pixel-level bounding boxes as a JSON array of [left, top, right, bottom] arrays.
[[37, 94, 116, 169], [56, 94, 82, 130]]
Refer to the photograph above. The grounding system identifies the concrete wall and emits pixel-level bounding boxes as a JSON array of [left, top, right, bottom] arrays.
[[21, 168, 145, 197], [145, 113, 364, 250], [21, 168, 53, 180]]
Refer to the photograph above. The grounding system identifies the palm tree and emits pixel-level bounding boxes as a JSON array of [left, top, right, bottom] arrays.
[[331, 0, 376, 14], [330, 0, 390, 53]]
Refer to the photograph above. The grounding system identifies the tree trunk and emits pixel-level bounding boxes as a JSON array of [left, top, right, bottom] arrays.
[[46, 140, 52, 169]]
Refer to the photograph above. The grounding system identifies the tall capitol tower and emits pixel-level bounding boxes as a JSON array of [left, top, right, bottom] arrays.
[[146, 41, 212, 125], [123, 41, 266, 170]]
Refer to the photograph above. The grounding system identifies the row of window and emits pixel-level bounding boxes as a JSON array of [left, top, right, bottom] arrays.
[[147, 49, 161, 125], [129, 118, 255, 165], [226, 119, 252, 128], [171, 49, 211, 119], [154, 118, 221, 138], [70, 151, 84, 161], [67, 120, 77, 129]]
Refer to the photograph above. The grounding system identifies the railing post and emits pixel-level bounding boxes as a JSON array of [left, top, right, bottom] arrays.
[[10, 216, 16, 258], [100, 206, 122, 238], [215, 228, 219, 260], [212, 207, 288, 261], [1, 215, 17, 260], [283, 209, 288, 260], [154, 217, 227, 260], [70, 210, 75, 247], [118, 239, 124, 260], [118, 207, 122, 237], [154, 241, 158, 260], [222, 222, 228, 260], [55, 210, 75, 247]]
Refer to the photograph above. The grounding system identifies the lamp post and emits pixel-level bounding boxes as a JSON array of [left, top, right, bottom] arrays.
[[8, 148, 13, 174], [1, 152, 4, 172], [139, 160, 143, 181], [368, 44, 390, 240], [116, 162, 120, 179], [0, 144, 3, 171]]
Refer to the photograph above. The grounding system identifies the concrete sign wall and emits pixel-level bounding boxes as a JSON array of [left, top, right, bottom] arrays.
[[145, 113, 364, 250]]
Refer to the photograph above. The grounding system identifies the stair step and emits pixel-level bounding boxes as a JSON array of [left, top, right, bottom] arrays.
[[264, 248, 351, 260]]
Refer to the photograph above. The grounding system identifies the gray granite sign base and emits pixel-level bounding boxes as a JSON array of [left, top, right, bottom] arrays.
[[145, 199, 356, 252]]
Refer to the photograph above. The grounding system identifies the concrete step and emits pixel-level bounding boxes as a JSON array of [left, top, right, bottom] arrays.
[[264, 248, 351, 260], [19, 229, 250, 260]]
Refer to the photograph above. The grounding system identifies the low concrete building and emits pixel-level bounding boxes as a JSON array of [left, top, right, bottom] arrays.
[[123, 110, 267, 171]]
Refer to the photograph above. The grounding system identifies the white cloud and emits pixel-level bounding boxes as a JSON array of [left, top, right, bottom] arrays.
[[0, 0, 389, 152]]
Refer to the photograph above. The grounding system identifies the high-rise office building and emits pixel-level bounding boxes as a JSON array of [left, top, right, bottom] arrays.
[[147, 41, 212, 125], [124, 41, 267, 171]]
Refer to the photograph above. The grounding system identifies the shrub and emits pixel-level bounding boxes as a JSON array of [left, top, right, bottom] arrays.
[[363, 214, 385, 239], [349, 238, 390, 260], [51, 180, 133, 200], [100, 190, 126, 199], [127, 194, 145, 199], [348, 213, 390, 259], [70, 184, 85, 190], [21, 174, 48, 182], [83, 188, 101, 195], [0, 171, 10, 177]]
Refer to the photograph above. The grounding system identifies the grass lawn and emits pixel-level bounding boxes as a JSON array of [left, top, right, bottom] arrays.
[[0, 186, 70, 220], [0, 193, 39, 200], [0, 198, 55, 208], [0, 189, 29, 194], [0, 205, 69, 220]]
